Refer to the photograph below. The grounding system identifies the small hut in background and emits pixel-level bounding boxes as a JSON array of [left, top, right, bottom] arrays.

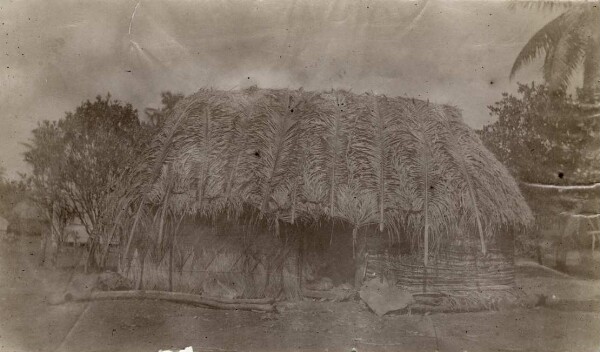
[[64, 218, 89, 246], [105, 88, 533, 300]]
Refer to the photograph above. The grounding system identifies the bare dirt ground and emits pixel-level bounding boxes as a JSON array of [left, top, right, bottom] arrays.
[[1, 237, 599, 352]]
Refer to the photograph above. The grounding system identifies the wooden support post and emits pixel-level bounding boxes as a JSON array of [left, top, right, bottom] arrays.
[[169, 236, 174, 292]]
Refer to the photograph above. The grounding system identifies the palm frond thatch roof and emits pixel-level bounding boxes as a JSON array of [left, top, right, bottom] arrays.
[[120, 87, 533, 257]]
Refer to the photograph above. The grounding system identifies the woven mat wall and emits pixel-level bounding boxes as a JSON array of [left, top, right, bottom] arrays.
[[366, 249, 515, 293]]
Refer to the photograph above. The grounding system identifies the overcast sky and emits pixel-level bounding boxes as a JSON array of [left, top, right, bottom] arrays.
[[0, 0, 566, 178]]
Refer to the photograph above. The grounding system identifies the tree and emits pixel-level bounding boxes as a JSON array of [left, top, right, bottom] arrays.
[[0, 177, 29, 223], [479, 82, 599, 266], [480, 82, 599, 185], [24, 94, 152, 269], [510, 2, 600, 96], [144, 91, 185, 127]]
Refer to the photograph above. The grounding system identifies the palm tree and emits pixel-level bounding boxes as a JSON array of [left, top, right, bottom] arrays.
[[510, 2, 599, 95]]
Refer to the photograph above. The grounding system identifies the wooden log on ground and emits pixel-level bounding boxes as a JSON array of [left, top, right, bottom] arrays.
[[302, 288, 354, 301], [52, 290, 276, 312], [412, 295, 445, 306], [408, 303, 482, 314], [201, 295, 275, 305]]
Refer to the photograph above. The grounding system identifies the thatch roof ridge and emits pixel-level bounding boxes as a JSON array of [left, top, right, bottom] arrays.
[[116, 87, 533, 256]]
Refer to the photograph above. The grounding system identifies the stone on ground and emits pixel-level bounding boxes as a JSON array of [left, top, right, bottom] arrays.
[[305, 277, 334, 291], [97, 271, 132, 291], [202, 278, 240, 299], [359, 278, 415, 316]]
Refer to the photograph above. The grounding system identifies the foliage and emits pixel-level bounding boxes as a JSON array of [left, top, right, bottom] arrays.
[[22, 119, 72, 233], [0, 178, 30, 223], [23, 94, 155, 267], [479, 82, 599, 185], [479, 82, 599, 260], [510, 2, 600, 95], [144, 91, 185, 128]]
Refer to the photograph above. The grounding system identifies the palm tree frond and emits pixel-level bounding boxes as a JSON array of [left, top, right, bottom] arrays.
[[510, 11, 568, 80]]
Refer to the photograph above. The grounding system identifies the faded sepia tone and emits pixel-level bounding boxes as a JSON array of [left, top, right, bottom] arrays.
[[0, 1, 598, 352]]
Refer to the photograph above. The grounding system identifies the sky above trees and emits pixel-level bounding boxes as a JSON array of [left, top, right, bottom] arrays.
[[0, 0, 575, 177]]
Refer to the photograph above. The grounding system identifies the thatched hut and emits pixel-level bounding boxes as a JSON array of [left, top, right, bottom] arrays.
[[109, 87, 532, 299]]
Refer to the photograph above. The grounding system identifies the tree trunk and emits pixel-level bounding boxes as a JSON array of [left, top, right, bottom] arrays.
[[282, 247, 301, 301], [49, 202, 60, 268], [121, 202, 144, 272], [354, 230, 367, 289], [52, 234, 61, 268], [298, 233, 304, 290], [536, 243, 544, 265], [583, 38, 600, 98], [136, 250, 147, 290], [100, 215, 123, 268], [555, 246, 568, 272], [579, 238, 595, 267], [60, 290, 275, 312], [85, 237, 100, 273], [39, 229, 48, 266], [169, 236, 174, 292]]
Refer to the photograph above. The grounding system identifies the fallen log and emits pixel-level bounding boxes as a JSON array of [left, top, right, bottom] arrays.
[[412, 295, 445, 306], [52, 290, 276, 312], [201, 295, 275, 305], [302, 288, 354, 301]]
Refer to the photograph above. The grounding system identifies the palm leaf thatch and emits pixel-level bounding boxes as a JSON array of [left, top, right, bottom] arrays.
[[355, 93, 402, 234], [120, 95, 205, 267], [442, 106, 531, 232], [397, 100, 457, 266], [315, 91, 353, 219], [435, 105, 487, 255], [112, 88, 533, 270], [247, 89, 315, 216]]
